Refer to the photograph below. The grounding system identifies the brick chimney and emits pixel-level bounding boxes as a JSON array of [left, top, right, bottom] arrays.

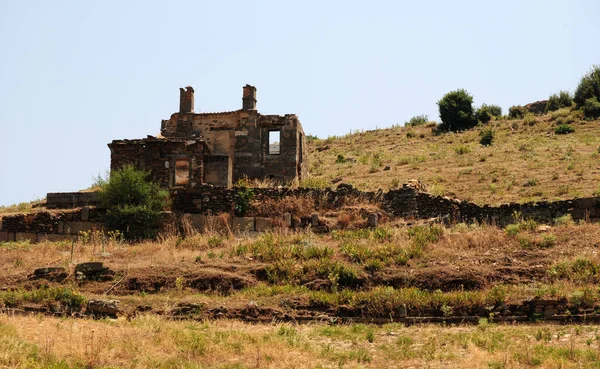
[[242, 84, 257, 111], [179, 86, 194, 113]]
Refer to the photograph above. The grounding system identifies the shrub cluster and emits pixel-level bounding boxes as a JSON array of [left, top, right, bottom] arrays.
[[508, 105, 527, 119], [404, 114, 428, 127], [555, 124, 575, 135], [546, 91, 573, 112], [476, 104, 502, 123], [437, 89, 476, 131], [100, 165, 170, 240], [574, 65, 600, 107]]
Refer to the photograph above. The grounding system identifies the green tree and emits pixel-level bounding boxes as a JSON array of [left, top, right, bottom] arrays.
[[437, 89, 475, 131], [574, 65, 600, 107], [100, 165, 170, 240]]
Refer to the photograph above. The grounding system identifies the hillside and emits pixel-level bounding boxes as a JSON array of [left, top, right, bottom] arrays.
[[308, 109, 600, 205]]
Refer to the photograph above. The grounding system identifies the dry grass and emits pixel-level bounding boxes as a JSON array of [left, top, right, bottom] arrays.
[[308, 113, 600, 204], [2, 314, 600, 368]]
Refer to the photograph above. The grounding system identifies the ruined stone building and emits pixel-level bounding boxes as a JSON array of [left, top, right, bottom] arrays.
[[108, 85, 308, 188]]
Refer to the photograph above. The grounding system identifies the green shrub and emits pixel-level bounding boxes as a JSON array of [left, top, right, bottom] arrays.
[[555, 124, 575, 135], [583, 97, 600, 119], [476, 104, 502, 123], [574, 65, 600, 106], [546, 90, 573, 112], [508, 105, 527, 119], [100, 165, 170, 240], [523, 114, 536, 126], [404, 114, 428, 127], [453, 145, 471, 155], [479, 128, 494, 146], [437, 89, 476, 131]]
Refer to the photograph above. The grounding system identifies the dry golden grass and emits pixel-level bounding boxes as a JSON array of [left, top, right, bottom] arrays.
[[2, 314, 600, 368], [308, 112, 600, 204]]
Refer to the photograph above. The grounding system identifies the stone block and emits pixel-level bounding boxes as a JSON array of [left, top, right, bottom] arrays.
[[311, 214, 320, 227], [233, 217, 255, 232], [87, 300, 120, 317], [15, 232, 37, 243], [188, 214, 207, 230], [575, 197, 597, 209], [81, 206, 90, 221], [283, 213, 292, 228], [44, 234, 76, 243], [367, 213, 378, 228], [255, 217, 273, 232], [69, 221, 94, 235], [204, 215, 231, 233], [0, 231, 8, 242]]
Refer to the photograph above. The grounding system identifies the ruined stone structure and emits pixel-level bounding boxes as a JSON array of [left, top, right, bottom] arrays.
[[108, 85, 308, 188]]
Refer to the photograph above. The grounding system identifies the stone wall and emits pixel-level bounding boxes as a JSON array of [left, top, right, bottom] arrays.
[[108, 137, 207, 188], [382, 184, 600, 224], [0, 208, 105, 243], [5, 183, 600, 244], [157, 85, 308, 185], [46, 192, 101, 209]]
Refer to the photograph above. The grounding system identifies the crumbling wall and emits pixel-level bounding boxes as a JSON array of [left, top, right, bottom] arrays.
[[108, 137, 206, 188]]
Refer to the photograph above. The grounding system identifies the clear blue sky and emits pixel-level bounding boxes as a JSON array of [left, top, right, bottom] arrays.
[[0, 0, 598, 206]]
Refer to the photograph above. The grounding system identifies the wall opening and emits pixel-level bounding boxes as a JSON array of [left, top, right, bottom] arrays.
[[174, 158, 190, 186], [268, 131, 280, 155]]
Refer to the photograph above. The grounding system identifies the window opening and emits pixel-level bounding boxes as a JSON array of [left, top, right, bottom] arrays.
[[174, 158, 190, 185], [269, 131, 280, 155]]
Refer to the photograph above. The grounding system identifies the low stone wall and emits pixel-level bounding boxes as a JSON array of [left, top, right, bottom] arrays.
[[382, 186, 600, 224], [0, 207, 105, 243], [171, 184, 378, 215], [46, 192, 101, 209], [3, 182, 600, 244]]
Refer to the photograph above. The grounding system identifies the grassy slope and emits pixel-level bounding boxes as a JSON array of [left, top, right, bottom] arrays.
[[308, 109, 600, 205]]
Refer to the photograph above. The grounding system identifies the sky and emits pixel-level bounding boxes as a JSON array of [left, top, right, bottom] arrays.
[[0, 0, 598, 206]]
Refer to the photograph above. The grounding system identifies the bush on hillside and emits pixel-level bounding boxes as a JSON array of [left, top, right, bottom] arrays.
[[574, 65, 600, 107], [475, 104, 501, 123], [555, 124, 575, 135], [583, 97, 600, 119], [404, 114, 428, 127], [508, 105, 527, 119], [479, 128, 494, 146], [437, 89, 475, 131], [100, 165, 170, 240], [546, 91, 573, 112]]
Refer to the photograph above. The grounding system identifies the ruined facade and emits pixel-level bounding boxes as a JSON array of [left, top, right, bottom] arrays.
[[109, 85, 308, 188]]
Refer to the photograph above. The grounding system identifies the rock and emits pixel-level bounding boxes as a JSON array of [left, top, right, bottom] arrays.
[[367, 213, 378, 228], [87, 300, 120, 317], [283, 213, 292, 228], [316, 145, 330, 152], [536, 225, 551, 233], [31, 267, 67, 282], [331, 177, 343, 184], [75, 262, 104, 274], [383, 166, 391, 171], [311, 214, 320, 227]]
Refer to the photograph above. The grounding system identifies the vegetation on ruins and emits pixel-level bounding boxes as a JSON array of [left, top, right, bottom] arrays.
[[99, 164, 170, 240]]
